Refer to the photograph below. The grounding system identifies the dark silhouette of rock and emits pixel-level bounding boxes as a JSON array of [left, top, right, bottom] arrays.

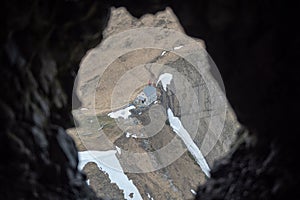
[[167, 1, 300, 199], [0, 0, 110, 199]]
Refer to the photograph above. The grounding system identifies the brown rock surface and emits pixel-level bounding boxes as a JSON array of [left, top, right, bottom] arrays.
[[71, 7, 239, 200]]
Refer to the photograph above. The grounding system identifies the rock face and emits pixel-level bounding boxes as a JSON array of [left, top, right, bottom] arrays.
[[157, 58, 239, 167], [0, 0, 110, 199], [158, 82, 181, 117]]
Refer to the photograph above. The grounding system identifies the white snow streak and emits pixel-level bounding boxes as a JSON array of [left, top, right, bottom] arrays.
[[160, 50, 167, 56], [167, 109, 211, 177], [78, 150, 142, 200], [116, 146, 121, 155], [146, 192, 154, 200], [173, 45, 183, 50], [191, 189, 197, 195]]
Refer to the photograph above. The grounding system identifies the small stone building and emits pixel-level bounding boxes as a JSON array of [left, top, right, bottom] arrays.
[[135, 85, 157, 106]]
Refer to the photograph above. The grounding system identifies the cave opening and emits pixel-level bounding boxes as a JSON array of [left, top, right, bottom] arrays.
[[1, 1, 299, 200]]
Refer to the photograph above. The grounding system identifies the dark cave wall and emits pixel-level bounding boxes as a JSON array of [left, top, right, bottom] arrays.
[[116, 1, 300, 198], [168, 1, 300, 199], [0, 0, 110, 199], [171, 0, 300, 138], [1, 0, 300, 199]]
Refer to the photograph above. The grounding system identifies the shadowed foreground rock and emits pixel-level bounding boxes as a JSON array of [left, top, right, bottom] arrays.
[[0, 0, 110, 199], [1, 0, 300, 199], [167, 1, 300, 199]]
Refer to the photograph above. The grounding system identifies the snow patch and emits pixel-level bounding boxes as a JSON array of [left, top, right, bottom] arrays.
[[80, 107, 89, 111], [167, 108, 211, 177], [126, 132, 138, 139], [108, 105, 135, 119], [78, 150, 142, 200], [86, 179, 90, 185], [157, 73, 173, 91], [160, 50, 167, 56], [116, 146, 121, 155], [191, 189, 197, 195], [173, 45, 183, 50], [126, 132, 131, 138], [147, 192, 154, 200]]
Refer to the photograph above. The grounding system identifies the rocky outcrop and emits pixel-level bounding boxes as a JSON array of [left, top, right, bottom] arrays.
[[158, 83, 181, 118], [83, 163, 125, 200]]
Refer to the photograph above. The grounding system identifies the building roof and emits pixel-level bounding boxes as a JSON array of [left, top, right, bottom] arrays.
[[143, 86, 156, 97]]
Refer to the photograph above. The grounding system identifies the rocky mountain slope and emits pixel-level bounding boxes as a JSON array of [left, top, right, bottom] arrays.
[[71, 7, 239, 200]]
